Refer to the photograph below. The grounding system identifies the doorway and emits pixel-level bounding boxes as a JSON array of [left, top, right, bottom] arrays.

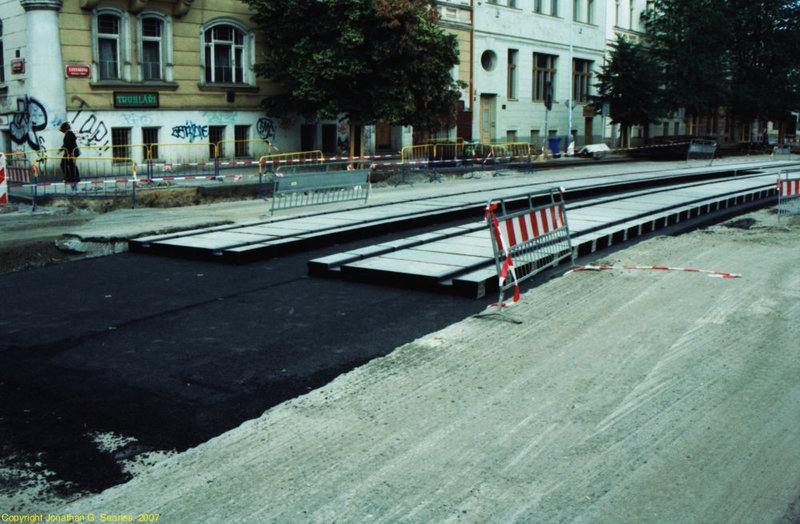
[[480, 95, 496, 144]]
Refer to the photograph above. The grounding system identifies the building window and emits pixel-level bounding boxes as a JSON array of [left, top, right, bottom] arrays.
[[234, 125, 249, 157], [141, 17, 162, 80], [209, 125, 225, 157], [534, 0, 544, 13], [93, 9, 130, 82], [507, 49, 518, 100], [142, 127, 159, 159], [573, 0, 581, 21], [551, 0, 559, 17], [481, 50, 498, 72], [138, 13, 173, 82], [629, 1, 635, 28], [111, 128, 131, 161], [203, 21, 254, 85], [573, 59, 592, 102], [507, 130, 517, 142], [98, 14, 120, 79], [533, 53, 557, 101], [587, 0, 595, 24]]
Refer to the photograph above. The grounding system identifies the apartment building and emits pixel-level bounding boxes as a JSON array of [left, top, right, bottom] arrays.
[[0, 0, 312, 163], [471, 0, 606, 151]]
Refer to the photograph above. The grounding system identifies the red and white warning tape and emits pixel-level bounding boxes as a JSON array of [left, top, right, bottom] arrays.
[[567, 264, 741, 278]]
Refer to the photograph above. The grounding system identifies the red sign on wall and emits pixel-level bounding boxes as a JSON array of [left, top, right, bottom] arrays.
[[11, 59, 24, 74], [65, 65, 91, 78]]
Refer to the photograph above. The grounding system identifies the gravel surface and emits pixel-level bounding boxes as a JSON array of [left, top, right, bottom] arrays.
[[49, 207, 799, 523]]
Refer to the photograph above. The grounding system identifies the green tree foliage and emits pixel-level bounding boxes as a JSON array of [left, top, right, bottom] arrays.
[[725, 0, 800, 126], [642, 0, 731, 118], [593, 35, 665, 147], [245, 0, 464, 129], [643, 0, 800, 130]]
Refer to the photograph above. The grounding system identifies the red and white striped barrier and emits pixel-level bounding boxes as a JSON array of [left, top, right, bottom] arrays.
[[502, 203, 566, 246], [485, 202, 522, 307], [479, 188, 574, 320], [777, 176, 800, 197], [777, 171, 800, 226], [0, 153, 7, 205], [567, 264, 741, 278], [6, 164, 33, 183]]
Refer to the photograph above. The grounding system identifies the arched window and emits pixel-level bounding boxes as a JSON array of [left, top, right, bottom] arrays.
[[201, 20, 254, 85], [92, 8, 131, 81]]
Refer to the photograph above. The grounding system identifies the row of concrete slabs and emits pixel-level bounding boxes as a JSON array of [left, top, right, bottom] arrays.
[[308, 174, 780, 298], [130, 163, 788, 298]]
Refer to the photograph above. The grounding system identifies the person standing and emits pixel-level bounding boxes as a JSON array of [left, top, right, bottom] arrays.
[[59, 122, 80, 187]]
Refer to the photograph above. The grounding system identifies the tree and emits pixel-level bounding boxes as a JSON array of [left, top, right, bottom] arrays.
[[642, 0, 731, 118], [643, 0, 800, 141], [245, 0, 464, 130], [725, 0, 800, 137], [593, 35, 665, 148]]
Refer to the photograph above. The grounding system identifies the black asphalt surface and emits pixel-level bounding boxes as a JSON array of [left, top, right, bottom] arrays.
[[0, 226, 487, 497]]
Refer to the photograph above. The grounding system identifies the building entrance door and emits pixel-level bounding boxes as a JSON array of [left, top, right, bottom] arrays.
[[480, 95, 496, 144]]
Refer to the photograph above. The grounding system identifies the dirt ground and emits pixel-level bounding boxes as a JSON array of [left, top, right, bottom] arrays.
[[23, 207, 792, 522], [0, 186, 265, 274]]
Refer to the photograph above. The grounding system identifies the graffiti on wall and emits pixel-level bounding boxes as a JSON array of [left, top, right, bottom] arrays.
[[256, 118, 275, 142], [10, 96, 48, 151], [202, 111, 239, 125], [71, 96, 111, 152], [171, 121, 208, 142], [120, 112, 154, 126]]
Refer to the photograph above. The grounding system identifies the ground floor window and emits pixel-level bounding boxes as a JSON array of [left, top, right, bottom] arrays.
[[111, 127, 131, 162], [234, 125, 249, 157], [209, 125, 224, 158], [142, 127, 159, 159]]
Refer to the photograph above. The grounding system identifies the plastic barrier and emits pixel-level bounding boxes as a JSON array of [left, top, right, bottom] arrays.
[[686, 138, 717, 166], [777, 169, 800, 228], [478, 188, 574, 322], [0, 153, 6, 205], [270, 166, 370, 214]]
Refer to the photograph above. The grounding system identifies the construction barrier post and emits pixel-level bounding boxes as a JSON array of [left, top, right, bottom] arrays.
[[32, 161, 39, 212], [777, 169, 800, 229], [476, 187, 574, 323], [0, 153, 7, 206]]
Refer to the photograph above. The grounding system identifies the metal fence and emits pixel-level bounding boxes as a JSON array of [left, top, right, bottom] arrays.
[[777, 169, 800, 228], [772, 145, 792, 161], [479, 188, 574, 322], [686, 138, 717, 166], [10, 156, 137, 210], [270, 165, 371, 214], [398, 141, 535, 185]]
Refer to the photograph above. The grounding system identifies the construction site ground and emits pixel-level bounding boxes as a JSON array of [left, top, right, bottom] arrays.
[[1, 157, 798, 522]]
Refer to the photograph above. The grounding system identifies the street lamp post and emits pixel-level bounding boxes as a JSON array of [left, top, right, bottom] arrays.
[[568, 1, 574, 142]]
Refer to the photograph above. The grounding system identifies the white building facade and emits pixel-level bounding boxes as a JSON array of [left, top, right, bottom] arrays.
[[471, 0, 606, 153]]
